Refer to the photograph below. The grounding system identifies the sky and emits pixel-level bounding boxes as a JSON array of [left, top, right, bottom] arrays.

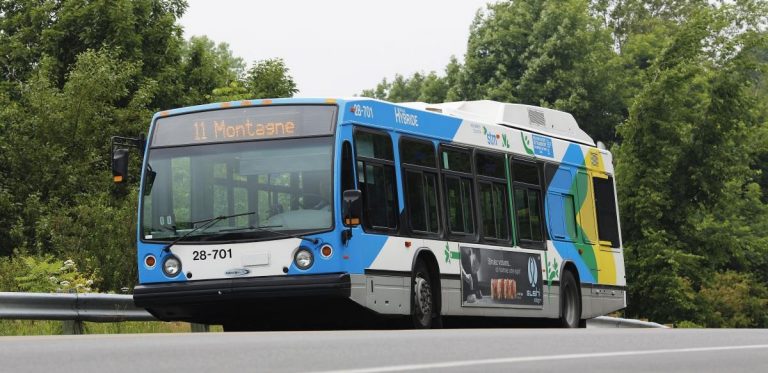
[[179, 0, 491, 98]]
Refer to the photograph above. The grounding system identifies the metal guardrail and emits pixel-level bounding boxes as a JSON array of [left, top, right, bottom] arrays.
[[0, 292, 154, 322], [0, 292, 183, 334], [1, 292, 665, 334]]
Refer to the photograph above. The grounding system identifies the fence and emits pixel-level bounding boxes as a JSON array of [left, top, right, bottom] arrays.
[[0, 292, 209, 334], [0, 292, 666, 334]]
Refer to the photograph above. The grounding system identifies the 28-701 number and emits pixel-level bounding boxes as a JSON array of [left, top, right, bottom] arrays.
[[192, 249, 232, 261]]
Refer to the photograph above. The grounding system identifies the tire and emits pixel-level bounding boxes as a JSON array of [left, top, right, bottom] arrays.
[[559, 270, 583, 328], [411, 260, 438, 329]]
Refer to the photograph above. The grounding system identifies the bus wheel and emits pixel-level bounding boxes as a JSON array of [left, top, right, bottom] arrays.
[[560, 270, 583, 328], [412, 261, 435, 329]]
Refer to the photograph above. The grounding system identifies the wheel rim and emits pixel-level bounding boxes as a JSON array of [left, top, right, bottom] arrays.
[[414, 272, 432, 325]]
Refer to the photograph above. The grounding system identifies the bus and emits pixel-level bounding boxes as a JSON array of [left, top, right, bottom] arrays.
[[112, 98, 626, 330]]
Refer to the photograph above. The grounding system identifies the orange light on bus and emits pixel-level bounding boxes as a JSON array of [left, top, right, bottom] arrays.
[[321, 245, 333, 258], [145, 255, 156, 268]]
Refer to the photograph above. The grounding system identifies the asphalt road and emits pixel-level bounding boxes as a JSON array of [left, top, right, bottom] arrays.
[[1, 328, 766, 373]]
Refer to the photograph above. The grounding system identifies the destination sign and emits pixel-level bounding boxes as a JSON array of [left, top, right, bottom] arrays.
[[151, 105, 337, 147]]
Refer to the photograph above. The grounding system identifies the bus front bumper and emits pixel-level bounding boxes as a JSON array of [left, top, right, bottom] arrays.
[[133, 273, 352, 323]]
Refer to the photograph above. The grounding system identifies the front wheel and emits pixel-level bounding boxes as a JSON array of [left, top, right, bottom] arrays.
[[559, 270, 584, 328], [411, 261, 438, 329]]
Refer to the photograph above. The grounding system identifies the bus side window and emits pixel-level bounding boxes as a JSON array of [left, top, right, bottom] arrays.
[[511, 159, 545, 248], [354, 129, 398, 231], [476, 152, 510, 242], [341, 140, 354, 192], [593, 176, 621, 247], [440, 146, 475, 239], [401, 138, 440, 235]]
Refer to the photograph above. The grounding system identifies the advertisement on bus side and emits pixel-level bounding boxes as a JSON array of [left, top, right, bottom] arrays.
[[460, 246, 543, 307]]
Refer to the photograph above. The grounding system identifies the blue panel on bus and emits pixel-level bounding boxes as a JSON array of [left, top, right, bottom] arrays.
[[287, 232, 388, 275], [341, 100, 463, 141], [136, 242, 188, 284]]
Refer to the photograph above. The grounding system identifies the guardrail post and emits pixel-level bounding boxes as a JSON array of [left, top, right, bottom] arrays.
[[62, 320, 84, 335], [190, 323, 210, 333]]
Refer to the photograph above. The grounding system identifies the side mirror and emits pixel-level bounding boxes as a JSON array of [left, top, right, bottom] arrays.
[[342, 190, 362, 227], [112, 148, 129, 183], [110, 135, 145, 184]]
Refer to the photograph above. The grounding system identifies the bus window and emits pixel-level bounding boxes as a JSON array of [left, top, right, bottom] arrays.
[[341, 140, 354, 192], [445, 176, 474, 235], [401, 138, 439, 235], [354, 129, 398, 231], [511, 160, 544, 246], [441, 146, 475, 238], [476, 152, 509, 242], [593, 176, 620, 247]]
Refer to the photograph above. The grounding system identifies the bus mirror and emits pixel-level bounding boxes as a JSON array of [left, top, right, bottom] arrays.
[[111, 135, 145, 184], [112, 148, 129, 184], [342, 190, 362, 227]]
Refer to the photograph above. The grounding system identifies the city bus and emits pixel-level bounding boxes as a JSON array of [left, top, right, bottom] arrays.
[[112, 98, 626, 330]]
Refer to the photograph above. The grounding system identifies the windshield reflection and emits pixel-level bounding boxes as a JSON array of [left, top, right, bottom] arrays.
[[141, 137, 333, 242]]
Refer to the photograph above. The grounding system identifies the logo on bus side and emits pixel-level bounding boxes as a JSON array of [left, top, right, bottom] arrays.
[[528, 257, 539, 288], [394, 107, 418, 127], [224, 268, 250, 277], [483, 127, 510, 148]]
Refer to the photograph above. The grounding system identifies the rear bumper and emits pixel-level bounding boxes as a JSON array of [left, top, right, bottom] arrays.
[[133, 273, 352, 322]]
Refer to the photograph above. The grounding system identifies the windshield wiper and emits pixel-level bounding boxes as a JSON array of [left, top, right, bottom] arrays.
[[162, 211, 256, 252], [214, 225, 319, 244]]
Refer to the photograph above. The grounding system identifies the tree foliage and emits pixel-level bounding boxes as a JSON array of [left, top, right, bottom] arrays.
[[0, 0, 298, 292]]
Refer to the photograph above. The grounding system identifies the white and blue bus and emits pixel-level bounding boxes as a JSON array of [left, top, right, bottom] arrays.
[[113, 98, 625, 330]]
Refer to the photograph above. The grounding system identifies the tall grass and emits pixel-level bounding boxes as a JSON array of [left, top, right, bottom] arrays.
[[0, 320, 223, 336]]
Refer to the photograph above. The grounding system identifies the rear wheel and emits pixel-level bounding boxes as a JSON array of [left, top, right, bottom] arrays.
[[559, 270, 583, 328], [411, 261, 438, 329]]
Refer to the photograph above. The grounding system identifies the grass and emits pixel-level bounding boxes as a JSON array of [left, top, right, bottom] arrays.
[[0, 320, 223, 336]]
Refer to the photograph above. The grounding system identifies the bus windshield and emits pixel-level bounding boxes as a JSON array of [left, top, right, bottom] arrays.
[[141, 136, 334, 242]]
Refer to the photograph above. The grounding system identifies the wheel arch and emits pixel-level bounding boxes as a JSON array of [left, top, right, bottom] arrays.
[[559, 260, 582, 318], [411, 247, 442, 317]]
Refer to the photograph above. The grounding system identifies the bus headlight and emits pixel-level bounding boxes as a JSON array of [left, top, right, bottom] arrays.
[[163, 256, 182, 277], [294, 249, 314, 270]]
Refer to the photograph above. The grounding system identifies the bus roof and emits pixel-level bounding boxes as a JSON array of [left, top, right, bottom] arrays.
[[399, 100, 595, 146], [151, 97, 594, 146]]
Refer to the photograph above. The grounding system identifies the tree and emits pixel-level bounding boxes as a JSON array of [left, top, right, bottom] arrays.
[[243, 58, 298, 99], [0, 49, 151, 285], [0, 0, 188, 108], [207, 58, 300, 102], [616, 4, 768, 326], [359, 57, 462, 103], [179, 36, 244, 105], [458, 0, 625, 142]]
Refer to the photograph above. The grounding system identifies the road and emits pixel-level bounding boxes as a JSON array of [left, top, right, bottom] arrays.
[[1, 329, 766, 372]]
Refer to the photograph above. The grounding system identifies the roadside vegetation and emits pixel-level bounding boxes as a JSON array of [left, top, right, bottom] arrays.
[[0, 320, 222, 336]]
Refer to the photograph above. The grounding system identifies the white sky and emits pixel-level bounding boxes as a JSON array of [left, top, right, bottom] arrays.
[[179, 0, 490, 98]]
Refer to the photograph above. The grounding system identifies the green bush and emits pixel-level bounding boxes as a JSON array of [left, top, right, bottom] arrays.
[[0, 254, 99, 293]]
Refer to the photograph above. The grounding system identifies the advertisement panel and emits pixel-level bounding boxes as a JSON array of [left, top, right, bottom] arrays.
[[460, 246, 543, 307]]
